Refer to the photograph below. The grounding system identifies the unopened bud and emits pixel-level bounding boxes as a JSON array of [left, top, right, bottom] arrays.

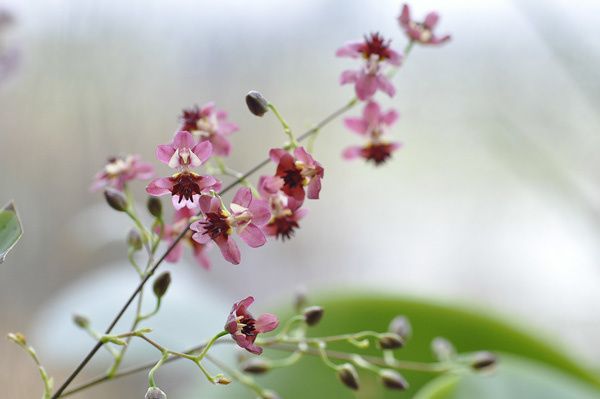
[[378, 333, 404, 350], [216, 376, 231, 385], [145, 386, 167, 399], [337, 363, 360, 391], [261, 390, 281, 399], [7, 332, 27, 346], [104, 188, 128, 212], [293, 286, 307, 313], [303, 306, 324, 327], [73, 314, 90, 329], [127, 229, 143, 251], [471, 351, 497, 371], [388, 316, 412, 341], [431, 337, 456, 362], [245, 91, 269, 117], [153, 272, 171, 299], [380, 369, 409, 390], [147, 197, 163, 218], [242, 358, 271, 374]]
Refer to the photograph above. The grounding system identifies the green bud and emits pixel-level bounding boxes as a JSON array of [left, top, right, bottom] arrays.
[[303, 306, 324, 327], [378, 333, 404, 350], [104, 188, 128, 212], [7, 332, 27, 346], [337, 363, 360, 391], [380, 369, 409, 390], [147, 197, 163, 218], [127, 229, 143, 251], [101, 335, 127, 346], [153, 272, 171, 299], [145, 386, 167, 399], [242, 358, 271, 374], [431, 337, 456, 362], [471, 351, 497, 371], [72, 314, 90, 329], [245, 91, 269, 117]]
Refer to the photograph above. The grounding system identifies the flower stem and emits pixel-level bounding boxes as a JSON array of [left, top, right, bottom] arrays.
[[267, 103, 299, 148]]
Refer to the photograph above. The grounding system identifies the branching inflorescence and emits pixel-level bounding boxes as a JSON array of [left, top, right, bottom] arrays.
[[7, 4, 494, 399]]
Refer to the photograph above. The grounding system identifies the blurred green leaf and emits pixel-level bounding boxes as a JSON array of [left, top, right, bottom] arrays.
[[414, 354, 600, 399], [0, 201, 22, 263], [209, 294, 600, 398]]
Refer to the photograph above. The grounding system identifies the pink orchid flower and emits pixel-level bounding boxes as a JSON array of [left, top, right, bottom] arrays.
[[161, 208, 211, 270], [398, 4, 451, 46], [190, 188, 270, 265], [258, 176, 308, 241], [179, 102, 239, 157], [269, 147, 324, 202], [91, 154, 154, 191], [156, 131, 213, 169], [146, 171, 219, 210], [225, 296, 279, 355], [344, 101, 399, 138], [336, 33, 402, 100]]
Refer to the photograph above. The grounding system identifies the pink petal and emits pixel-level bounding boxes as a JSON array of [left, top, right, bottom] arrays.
[[306, 177, 321, 200], [269, 148, 288, 163], [199, 102, 215, 117], [387, 49, 403, 67], [192, 243, 211, 270], [146, 177, 173, 196], [173, 131, 195, 149], [398, 4, 411, 27], [342, 146, 362, 160], [258, 176, 283, 196], [382, 109, 399, 126], [238, 223, 266, 248], [249, 201, 271, 226], [376, 75, 396, 97], [355, 72, 378, 100], [339, 70, 358, 85], [156, 144, 176, 165], [217, 121, 239, 136], [134, 162, 155, 179], [165, 241, 184, 263], [192, 140, 213, 163], [209, 133, 232, 157], [335, 42, 363, 58], [344, 117, 369, 135], [293, 146, 314, 165], [198, 175, 218, 192], [255, 313, 279, 333], [235, 296, 255, 312], [215, 236, 241, 265], [424, 12, 440, 30], [363, 101, 382, 124], [232, 187, 253, 208], [430, 34, 451, 45], [233, 334, 262, 355]]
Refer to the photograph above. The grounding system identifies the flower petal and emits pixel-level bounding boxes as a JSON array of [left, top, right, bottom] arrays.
[[215, 236, 241, 265], [156, 145, 175, 165], [173, 130, 195, 149], [232, 187, 253, 208], [344, 117, 369, 135], [146, 177, 173, 196], [342, 146, 363, 160], [192, 140, 213, 164], [307, 177, 322, 200], [238, 223, 266, 248], [255, 313, 279, 333]]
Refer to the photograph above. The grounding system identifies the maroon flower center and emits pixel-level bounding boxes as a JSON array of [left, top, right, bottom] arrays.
[[270, 216, 300, 241], [281, 167, 303, 189], [361, 32, 392, 61], [171, 173, 202, 203], [180, 106, 201, 132], [361, 143, 395, 165], [200, 212, 231, 239], [240, 317, 257, 336]]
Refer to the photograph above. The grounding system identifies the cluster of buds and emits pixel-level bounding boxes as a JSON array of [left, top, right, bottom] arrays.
[[338, 3, 450, 166]]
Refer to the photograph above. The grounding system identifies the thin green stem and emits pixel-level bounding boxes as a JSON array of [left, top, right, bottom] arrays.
[[148, 351, 169, 387], [268, 103, 298, 148], [196, 330, 228, 361], [205, 354, 267, 396]]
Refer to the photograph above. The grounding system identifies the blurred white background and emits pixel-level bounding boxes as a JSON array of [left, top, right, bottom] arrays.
[[1, 0, 600, 397]]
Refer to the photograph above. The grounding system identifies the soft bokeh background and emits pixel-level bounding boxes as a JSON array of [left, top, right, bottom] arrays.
[[1, 0, 600, 397]]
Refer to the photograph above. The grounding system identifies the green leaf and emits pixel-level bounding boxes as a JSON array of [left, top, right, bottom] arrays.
[[206, 294, 600, 399], [0, 201, 22, 263], [414, 354, 600, 399]]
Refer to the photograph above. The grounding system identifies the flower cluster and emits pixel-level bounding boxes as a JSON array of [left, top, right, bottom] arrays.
[[337, 3, 450, 166]]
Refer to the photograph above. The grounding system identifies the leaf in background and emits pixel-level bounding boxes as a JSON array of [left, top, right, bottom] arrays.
[[0, 201, 23, 263], [414, 354, 600, 399]]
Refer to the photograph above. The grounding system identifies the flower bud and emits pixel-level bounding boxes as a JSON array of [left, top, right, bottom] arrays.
[[261, 390, 281, 399], [388, 315, 412, 341], [303, 306, 324, 327], [431, 337, 456, 362], [7, 332, 27, 346], [147, 197, 163, 219], [245, 91, 269, 117], [73, 314, 90, 329], [293, 286, 308, 313], [145, 386, 167, 399], [242, 358, 271, 374], [378, 333, 404, 350], [471, 351, 497, 371], [153, 272, 171, 299], [337, 363, 360, 391], [216, 376, 231, 385], [380, 369, 409, 390], [127, 229, 143, 251], [104, 188, 128, 212]]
